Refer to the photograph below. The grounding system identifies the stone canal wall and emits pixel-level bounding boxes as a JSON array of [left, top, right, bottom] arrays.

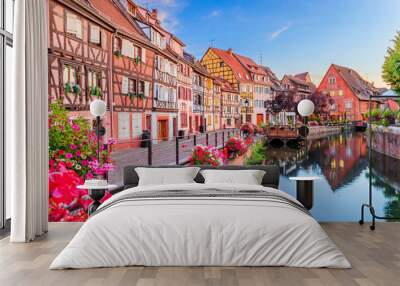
[[370, 126, 400, 160], [307, 126, 342, 139]]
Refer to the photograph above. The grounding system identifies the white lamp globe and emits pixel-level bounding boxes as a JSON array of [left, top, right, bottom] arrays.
[[297, 99, 315, 117], [90, 99, 107, 117]]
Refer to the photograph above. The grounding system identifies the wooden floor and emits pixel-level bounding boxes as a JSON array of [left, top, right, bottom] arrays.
[[0, 222, 399, 286]]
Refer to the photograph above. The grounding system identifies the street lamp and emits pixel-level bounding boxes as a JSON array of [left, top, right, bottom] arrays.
[[90, 99, 107, 163], [297, 99, 314, 126], [244, 98, 250, 123]]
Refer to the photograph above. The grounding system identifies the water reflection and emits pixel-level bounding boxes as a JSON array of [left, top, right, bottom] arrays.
[[265, 132, 400, 221]]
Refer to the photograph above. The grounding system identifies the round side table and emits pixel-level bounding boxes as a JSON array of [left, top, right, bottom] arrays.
[[289, 176, 321, 210], [77, 184, 117, 215]]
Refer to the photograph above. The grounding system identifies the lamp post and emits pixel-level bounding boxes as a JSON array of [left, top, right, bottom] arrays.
[[90, 99, 107, 163], [297, 99, 315, 161], [244, 98, 250, 123]]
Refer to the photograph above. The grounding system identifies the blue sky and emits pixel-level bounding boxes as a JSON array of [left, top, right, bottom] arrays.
[[138, 0, 400, 87]]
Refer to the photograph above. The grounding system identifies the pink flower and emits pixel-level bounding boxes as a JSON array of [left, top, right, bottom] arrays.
[[65, 153, 73, 159], [81, 160, 88, 167], [71, 124, 80, 132], [76, 151, 81, 157], [70, 144, 77, 150]]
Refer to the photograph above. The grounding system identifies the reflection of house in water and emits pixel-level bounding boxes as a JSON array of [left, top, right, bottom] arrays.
[[266, 133, 370, 190], [314, 133, 368, 189], [307, 133, 368, 190], [266, 147, 306, 175]]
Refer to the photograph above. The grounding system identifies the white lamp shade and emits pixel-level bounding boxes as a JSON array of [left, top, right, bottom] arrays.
[[90, 99, 107, 117], [297, 99, 315, 117]]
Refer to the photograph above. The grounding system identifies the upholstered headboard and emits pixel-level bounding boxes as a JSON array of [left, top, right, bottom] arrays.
[[121, 165, 280, 190]]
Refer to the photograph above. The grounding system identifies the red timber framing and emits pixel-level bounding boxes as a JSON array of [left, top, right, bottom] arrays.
[[47, 0, 112, 111]]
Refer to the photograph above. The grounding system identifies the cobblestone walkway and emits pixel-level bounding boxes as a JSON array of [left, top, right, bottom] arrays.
[[109, 130, 238, 184]]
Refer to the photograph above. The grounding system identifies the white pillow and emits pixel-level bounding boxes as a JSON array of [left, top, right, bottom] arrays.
[[135, 167, 200, 186], [200, 169, 266, 185]]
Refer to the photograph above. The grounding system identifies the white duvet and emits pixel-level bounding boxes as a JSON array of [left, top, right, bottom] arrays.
[[50, 183, 351, 269]]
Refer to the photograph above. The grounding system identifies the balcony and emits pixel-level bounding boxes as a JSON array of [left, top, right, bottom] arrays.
[[153, 99, 178, 110], [193, 103, 204, 113], [154, 70, 177, 86]]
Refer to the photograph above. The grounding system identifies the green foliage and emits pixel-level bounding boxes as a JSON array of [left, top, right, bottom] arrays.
[[65, 82, 72, 93], [90, 86, 102, 98], [382, 31, 400, 94], [245, 141, 267, 165]]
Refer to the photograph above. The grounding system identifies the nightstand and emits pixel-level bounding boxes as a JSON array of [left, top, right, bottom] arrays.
[[289, 176, 321, 210]]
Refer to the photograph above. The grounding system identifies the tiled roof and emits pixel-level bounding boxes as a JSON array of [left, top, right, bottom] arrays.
[[193, 61, 210, 77], [214, 77, 238, 93], [294, 72, 310, 82], [284, 74, 316, 92], [233, 54, 267, 76], [209, 48, 253, 83], [332, 64, 379, 100], [89, 0, 147, 42]]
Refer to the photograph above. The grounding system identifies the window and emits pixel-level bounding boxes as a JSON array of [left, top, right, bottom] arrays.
[[338, 90, 344, 96], [328, 76, 336, 85], [1, 0, 15, 230], [128, 78, 137, 94], [114, 36, 122, 52], [220, 62, 224, 68], [63, 64, 77, 85], [345, 100, 353, 109], [66, 11, 82, 39], [121, 39, 134, 58], [87, 69, 100, 89], [89, 24, 101, 45]]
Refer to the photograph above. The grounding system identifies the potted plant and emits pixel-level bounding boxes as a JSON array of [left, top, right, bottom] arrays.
[[65, 82, 72, 94], [90, 86, 102, 98], [72, 84, 81, 95]]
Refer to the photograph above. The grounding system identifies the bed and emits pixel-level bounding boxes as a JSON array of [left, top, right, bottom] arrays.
[[50, 165, 351, 269]]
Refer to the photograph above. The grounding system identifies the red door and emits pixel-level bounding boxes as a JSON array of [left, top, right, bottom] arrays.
[[256, 114, 264, 126], [158, 120, 168, 141]]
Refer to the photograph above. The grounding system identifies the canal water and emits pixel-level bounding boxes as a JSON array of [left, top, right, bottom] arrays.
[[266, 132, 400, 222]]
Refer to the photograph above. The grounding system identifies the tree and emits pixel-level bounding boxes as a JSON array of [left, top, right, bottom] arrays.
[[309, 91, 334, 115], [382, 31, 400, 94], [265, 90, 297, 113]]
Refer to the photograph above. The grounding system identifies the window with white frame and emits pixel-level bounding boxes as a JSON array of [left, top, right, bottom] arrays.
[[66, 11, 82, 39], [89, 24, 101, 45], [345, 100, 353, 109], [328, 76, 336, 85]]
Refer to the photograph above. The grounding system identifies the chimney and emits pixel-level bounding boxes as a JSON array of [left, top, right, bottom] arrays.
[[151, 9, 158, 19], [227, 48, 233, 55]]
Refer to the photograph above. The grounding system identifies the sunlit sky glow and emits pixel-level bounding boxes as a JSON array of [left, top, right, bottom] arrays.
[[138, 0, 400, 87]]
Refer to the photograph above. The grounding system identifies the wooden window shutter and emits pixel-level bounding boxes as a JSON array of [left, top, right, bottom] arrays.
[[74, 17, 82, 39], [141, 48, 146, 63], [121, 76, 129, 94], [144, 82, 150, 97], [121, 39, 130, 57], [66, 12, 76, 35], [90, 25, 101, 44]]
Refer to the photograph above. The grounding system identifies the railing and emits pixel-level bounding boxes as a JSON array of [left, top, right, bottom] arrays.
[[109, 129, 241, 183]]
